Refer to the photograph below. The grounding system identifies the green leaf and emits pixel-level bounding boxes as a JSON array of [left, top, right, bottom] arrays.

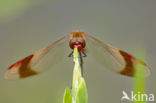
[[133, 49, 146, 103], [72, 47, 88, 103], [76, 78, 88, 103], [63, 47, 88, 103], [73, 47, 79, 62], [63, 88, 72, 103]]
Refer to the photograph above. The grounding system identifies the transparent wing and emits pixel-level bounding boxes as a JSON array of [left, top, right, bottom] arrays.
[[4, 34, 71, 80], [84, 33, 151, 77]]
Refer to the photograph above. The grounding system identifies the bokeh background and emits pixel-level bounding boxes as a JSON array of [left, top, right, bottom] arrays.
[[0, 0, 155, 103]]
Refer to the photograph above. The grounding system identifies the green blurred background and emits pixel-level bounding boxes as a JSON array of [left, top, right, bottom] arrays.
[[0, 0, 155, 103]]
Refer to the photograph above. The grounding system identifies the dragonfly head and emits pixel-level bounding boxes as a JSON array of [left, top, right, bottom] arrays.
[[69, 38, 86, 51]]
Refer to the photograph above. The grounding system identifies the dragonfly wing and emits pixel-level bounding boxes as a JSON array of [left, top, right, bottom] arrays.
[[5, 34, 71, 80], [84, 33, 151, 77]]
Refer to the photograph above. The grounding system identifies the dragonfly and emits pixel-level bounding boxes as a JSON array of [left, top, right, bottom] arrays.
[[4, 31, 151, 80]]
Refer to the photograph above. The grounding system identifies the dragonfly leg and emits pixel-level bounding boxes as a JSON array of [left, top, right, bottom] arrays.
[[68, 51, 73, 57], [82, 51, 87, 57]]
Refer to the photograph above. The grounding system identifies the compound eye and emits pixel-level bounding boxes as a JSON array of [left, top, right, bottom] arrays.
[[78, 41, 83, 44], [79, 41, 85, 48]]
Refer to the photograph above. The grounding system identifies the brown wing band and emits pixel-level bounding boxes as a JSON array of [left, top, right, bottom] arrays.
[[119, 50, 135, 76], [19, 55, 37, 78]]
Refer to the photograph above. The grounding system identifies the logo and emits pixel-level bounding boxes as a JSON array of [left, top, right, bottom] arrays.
[[121, 91, 154, 102]]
